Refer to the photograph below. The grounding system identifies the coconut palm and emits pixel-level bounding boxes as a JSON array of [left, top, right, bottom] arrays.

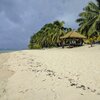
[[29, 20, 73, 49], [76, 0, 100, 37]]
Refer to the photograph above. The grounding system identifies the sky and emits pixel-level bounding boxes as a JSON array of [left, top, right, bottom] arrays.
[[0, 0, 95, 49]]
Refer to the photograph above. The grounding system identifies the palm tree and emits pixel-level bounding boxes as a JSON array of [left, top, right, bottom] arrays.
[[51, 21, 65, 46], [76, 0, 100, 37], [29, 21, 66, 49]]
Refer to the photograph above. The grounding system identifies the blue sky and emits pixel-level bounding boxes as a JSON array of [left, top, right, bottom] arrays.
[[0, 0, 95, 49]]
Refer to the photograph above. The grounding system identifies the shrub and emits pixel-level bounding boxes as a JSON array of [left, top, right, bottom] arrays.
[[32, 44, 42, 49], [84, 39, 90, 44], [97, 36, 100, 41]]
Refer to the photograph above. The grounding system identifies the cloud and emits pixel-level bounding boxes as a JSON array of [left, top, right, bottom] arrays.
[[0, 0, 95, 49]]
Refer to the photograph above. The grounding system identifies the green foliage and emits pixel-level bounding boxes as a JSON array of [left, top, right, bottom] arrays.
[[76, 0, 100, 37], [84, 36, 99, 44], [32, 44, 42, 49], [84, 39, 90, 44], [29, 1, 100, 48], [29, 20, 72, 49], [97, 35, 100, 41]]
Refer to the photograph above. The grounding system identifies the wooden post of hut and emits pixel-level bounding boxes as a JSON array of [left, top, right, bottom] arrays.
[[61, 39, 65, 48]]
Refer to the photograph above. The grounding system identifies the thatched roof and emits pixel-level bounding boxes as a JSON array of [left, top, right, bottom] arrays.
[[60, 31, 86, 39]]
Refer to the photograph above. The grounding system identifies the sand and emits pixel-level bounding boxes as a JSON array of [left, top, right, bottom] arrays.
[[0, 45, 100, 100], [0, 53, 14, 98]]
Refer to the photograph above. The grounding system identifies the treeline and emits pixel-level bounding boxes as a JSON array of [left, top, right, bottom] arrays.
[[29, 0, 100, 49], [29, 21, 72, 49]]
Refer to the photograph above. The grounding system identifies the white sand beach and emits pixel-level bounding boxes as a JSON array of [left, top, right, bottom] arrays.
[[0, 45, 100, 100]]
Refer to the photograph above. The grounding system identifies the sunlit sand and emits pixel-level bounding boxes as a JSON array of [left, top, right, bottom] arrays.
[[0, 45, 100, 100]]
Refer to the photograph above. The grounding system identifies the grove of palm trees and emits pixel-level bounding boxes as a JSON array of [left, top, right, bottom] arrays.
[[29, 0, 100, 49]]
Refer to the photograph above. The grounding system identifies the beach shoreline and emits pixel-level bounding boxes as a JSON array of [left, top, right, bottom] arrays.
[[0, 45, 100, 100]]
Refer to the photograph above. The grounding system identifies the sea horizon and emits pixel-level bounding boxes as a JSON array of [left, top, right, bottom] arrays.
[[0, 48, 28, 53]]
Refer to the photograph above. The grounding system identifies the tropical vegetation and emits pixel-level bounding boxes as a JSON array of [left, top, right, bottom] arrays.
[[29, 21, 72, 49], [29, 0, 100, 49], [76, 0, 100, 37]]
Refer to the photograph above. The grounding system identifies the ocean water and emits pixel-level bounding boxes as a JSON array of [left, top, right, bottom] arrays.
[[0, 48, 27, 53], [0, 49, 19, 53]]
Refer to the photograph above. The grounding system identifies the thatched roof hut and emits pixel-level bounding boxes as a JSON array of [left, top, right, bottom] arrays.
[[60, 31, 86, 47], [60, 31, 86, 39]]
